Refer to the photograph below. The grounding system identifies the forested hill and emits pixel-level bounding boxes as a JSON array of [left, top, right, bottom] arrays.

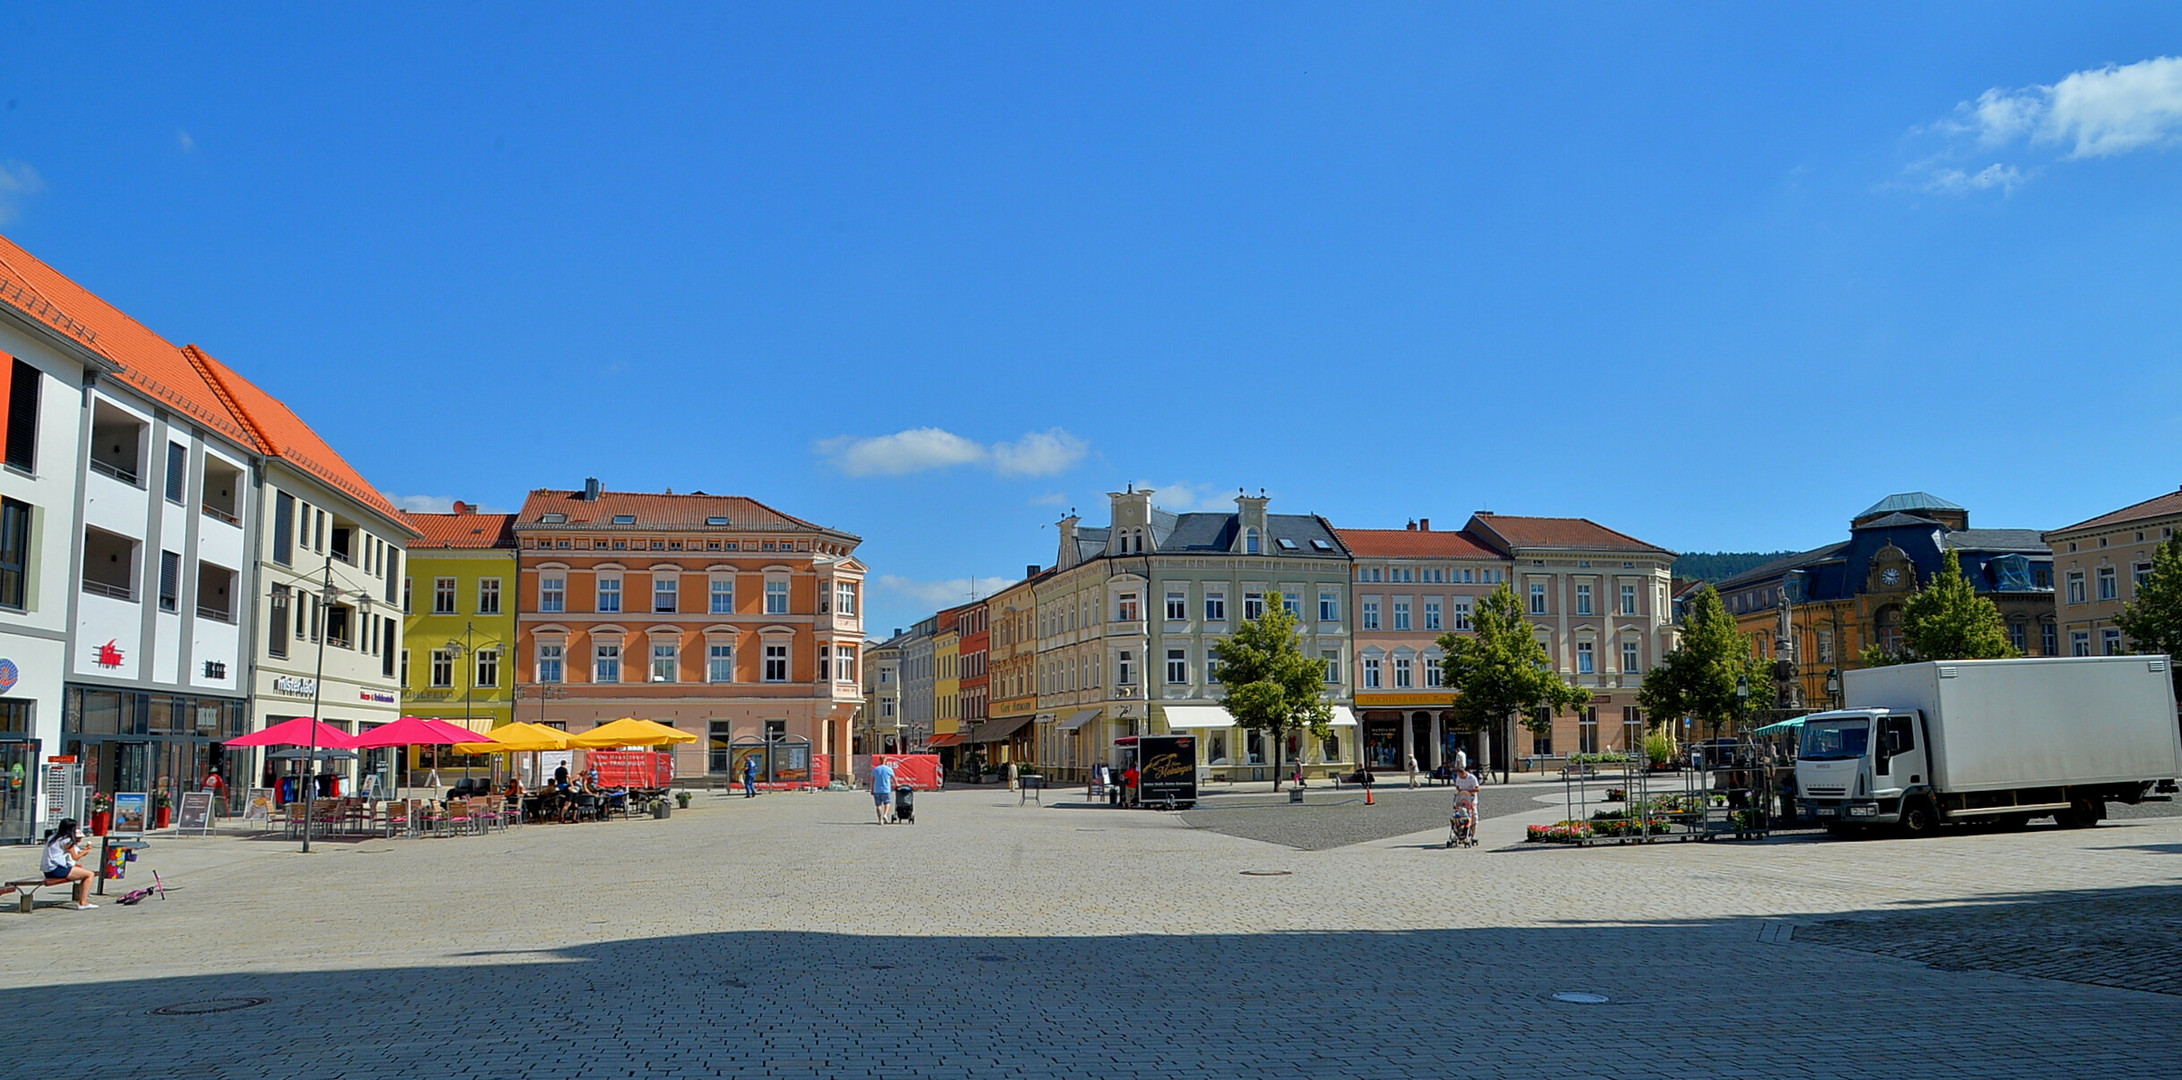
[[1672, 552, 1799, 583]]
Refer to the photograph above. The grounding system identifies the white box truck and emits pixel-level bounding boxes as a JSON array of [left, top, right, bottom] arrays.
[[1796, 655, 2180, 836]]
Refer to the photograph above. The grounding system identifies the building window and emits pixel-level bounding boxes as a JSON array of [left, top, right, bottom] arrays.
[[267, 585, 290, 659], [1117, 592, 1140, 622], [1529, 583, 1547, 615], [1817, 630, 1834, 663], [1241, 593, 1265, 621], [708, 644, 733, 683], [654, 575, 678, 613], [400, 649, 410, 689], [1424, 600, 1442, 631], [1394, 656, 1413, 688], [2097, 567, 2118, 602], [1577, 641, 1595, 674], [1575, 584, 1593, 615], [2042, 619, 2057, 656], [1319, 591, 1339, 622], [1392, 600, 1411, 631], [1579, 708, 1599, 754], [1166, 648, 1187, 684], [478, 578, 502, 615], [1621, 640, 1640, 674], [1117, 651, 1136, 686], [837, 645, 856, 682], [595, 644, 622, 683], [1361, 600, 1380, 630], [598, 576, 622, 613], [1245, 528, 1260, 555], [2071, 631, 2090, 657], [1205, 591, 1226, 621], [432, 577, 456, 614], [836, 582, 858, 616], [818, 645, 831, 681], [1165, 590, 1187, 621], [2136, 562, 2156, 593], [1363, 656, 1381, 688], [711, 577, 735, 614], [273, 491, 295, 566], [1452, 599, 1472, 631], [652, 643, 677, 682], [4, 359, 39, 473], [537, 643, 564, 683], [2066, 571, 2086, 605], [1208, 648, 1223, 684], [541, 574, 566, 613], [158, 550, 181, 612], [430, 649, 454, 688], [763, 643, 789, 682], [2008, 620, 2027, 653], [475, 648, 499, 688], [1424, 658, 1443, 688], [164, 441, 186, 503], [1621, 584, 1638, 616], [2103, 628, 2123, 655], [765, 579, 789, 615]]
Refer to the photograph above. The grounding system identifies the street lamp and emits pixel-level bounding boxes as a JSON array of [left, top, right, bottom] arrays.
[[1734, 673, 1750, 736], [1824, 668, 1842, 709]]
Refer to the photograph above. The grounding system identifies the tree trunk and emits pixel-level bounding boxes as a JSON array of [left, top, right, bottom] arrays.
[[1271, 726, 1283, 790]]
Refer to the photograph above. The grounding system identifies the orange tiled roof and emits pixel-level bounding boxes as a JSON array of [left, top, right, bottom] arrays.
[[515, 489, 848, 538], [1335, 526, 1503, 560], [0, 234, 258, 448], [1467, 513, 1673, 555], [188, 346, 414, 531], [2051, 487, 2182, 535], [405, 510, 517, 549]]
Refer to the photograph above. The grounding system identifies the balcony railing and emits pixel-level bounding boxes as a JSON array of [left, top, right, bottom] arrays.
[[201, 503, 240, 526], [88, 458, 140, 486], [83, 580, 134, 601], [197, 604, 233, 624]]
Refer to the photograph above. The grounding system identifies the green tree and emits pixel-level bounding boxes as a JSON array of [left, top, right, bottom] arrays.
[[1639, 584, 1769, 740], [1213, 597, 1333, 790], [2116, 533, 2182, 695], [1438, 583, 1588, 770], [1862, 550, 2018, 665]]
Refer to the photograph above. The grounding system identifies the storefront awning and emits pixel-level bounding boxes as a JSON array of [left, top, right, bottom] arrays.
[[968, 714, 1036, 744], [1329, 706, 1358, 727], [1162, 705, 1234, 729], [923, 732, 967, 748], [1057, 709, 1100, 731]]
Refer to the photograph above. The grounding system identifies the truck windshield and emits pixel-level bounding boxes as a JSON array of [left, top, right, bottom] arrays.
[[1801, 719, 1870, 761]]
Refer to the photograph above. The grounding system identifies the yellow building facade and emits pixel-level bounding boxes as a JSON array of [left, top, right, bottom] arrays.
[[933, 627, 961, 736], [400, 507, 519, 740]]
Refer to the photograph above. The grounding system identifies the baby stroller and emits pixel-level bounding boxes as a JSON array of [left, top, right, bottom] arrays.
[[1446, 802, 1478, 848], [894, 784, 916, 825]]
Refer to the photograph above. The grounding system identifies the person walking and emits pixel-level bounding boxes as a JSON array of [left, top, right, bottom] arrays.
[[870, 758, 897, 824], [1406, 753, 1420, 789], [741, 755, 759, 798]]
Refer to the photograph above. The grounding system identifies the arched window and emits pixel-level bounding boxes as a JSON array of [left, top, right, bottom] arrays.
[[1874, 605, 1903, 655], [1245, 528, 1260, 555]]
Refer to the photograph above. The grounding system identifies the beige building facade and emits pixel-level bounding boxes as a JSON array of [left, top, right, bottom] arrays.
[[2046, 486, 2182, 658]]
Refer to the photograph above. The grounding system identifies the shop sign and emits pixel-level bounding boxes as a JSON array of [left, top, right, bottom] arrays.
[[358, 690, 395, 704], [0, 657, 16, 692], [1353, 692, 1458, 707], [272, 675, 316, 696], [1137, 734, 1197, 807]]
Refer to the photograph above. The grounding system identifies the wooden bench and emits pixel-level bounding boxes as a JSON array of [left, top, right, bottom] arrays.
[[4, 876, 78, 914]]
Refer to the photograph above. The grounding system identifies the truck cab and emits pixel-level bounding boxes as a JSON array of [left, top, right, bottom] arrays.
[[1796, 708, 1931, 831]]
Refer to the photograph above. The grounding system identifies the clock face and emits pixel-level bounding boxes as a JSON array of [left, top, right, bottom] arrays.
[[1881, 567, 1901, 586]]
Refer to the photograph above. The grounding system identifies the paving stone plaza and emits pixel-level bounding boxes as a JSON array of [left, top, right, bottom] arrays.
[[4, 782, 2178, 1079]]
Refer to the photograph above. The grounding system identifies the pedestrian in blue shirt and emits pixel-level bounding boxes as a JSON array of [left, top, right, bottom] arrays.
[[742, 756, 758, 798]]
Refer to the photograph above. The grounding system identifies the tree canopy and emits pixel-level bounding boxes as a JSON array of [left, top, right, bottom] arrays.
[[1638, 583, 1768, 737], [2115, 533, 2182, 693], [1438, 582, 1588, 740], [1861, 549, 2018, 666], [1213, 597, 1333, 788]]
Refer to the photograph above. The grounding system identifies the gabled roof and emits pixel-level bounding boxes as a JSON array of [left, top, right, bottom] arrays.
[[1334, 526, 1502, 560], [404, 510, 517, 550], [188, 347, 414, 531], [1857, 492, 1964, 520], [2049, 487, 2182, 536], [1852, 512, 1942, 530], [1716, 541, 1852, 590], [0, 234, 254, 448], [1158, 512, 1350, 558], [514, 489, 849, 539], [1464, 513, 1674, 556]]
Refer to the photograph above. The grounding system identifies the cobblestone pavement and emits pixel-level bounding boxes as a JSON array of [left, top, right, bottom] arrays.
[[3, 787, 2178, 1079], [1175, 782, 1551, 850]]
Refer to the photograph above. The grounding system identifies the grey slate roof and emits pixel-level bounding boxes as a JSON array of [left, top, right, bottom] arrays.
[[1853, 512, 1944, 530], [1156, 512, 1350, 558], [1942, 528, 2047, 553], [1074, 526, 1110, 563], [1716, 541, 1852, 590], [1857, 492, 1964, 519]]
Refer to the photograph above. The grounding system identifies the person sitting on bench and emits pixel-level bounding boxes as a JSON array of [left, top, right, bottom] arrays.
[[0, 818, 96, 910]]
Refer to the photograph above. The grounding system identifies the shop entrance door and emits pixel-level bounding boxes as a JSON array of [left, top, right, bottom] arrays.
[[0, 740, 37, 841]]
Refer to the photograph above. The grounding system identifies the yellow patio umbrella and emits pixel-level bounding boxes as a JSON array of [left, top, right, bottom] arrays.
[[454, 722, 573, 754], [567, 717, 698, 749]]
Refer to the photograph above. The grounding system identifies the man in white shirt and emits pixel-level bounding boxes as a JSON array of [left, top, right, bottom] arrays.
[[1449, 764, 1482, 847]]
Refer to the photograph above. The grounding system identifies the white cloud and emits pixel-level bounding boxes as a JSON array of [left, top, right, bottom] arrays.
[[877, 574, 1020, 607], [816, 427, 1090, 478], [1135, 480, 1224, 512], [990, 429, 1088, 477], [1915, 56, 2182, 195], [177, 129, 195, 153], [1029, 492, 1070, 507], [1923, 163, 2029, 196], [0, 162, 44, 225]]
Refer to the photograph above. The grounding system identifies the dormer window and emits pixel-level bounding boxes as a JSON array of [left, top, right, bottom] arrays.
[[542, 513, 567, 524], [1311, 539, 1332, 552], [612, 514, 637, 525], [1245, 528, 1260, 555], [706, 516, 730, 526], [1276, 537, 1297, 551]]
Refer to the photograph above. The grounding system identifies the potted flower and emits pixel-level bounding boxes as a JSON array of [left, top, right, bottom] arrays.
[[155, 790, 174, 829], [90, 793, 114, 836], [674, 789, 692, 810]]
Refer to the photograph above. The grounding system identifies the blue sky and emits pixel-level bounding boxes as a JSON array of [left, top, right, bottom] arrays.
[[4, 4, 2179, 636]]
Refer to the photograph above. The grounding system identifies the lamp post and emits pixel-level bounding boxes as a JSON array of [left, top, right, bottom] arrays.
[[1825, 668, 1842, 710], [300, 556, 341, 854], [1734, 673, 1750, 738]]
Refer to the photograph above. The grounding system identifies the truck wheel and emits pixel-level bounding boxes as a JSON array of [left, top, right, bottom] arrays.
[[2056, 799, 2103, 829], [1898, 800, 1938, 838]]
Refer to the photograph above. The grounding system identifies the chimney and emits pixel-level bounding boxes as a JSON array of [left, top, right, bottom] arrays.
[[583, 478, 602, 501], [1406, 520, 1416, 531], [1418, 518, 1430, 531], [1026, 564, 1041, 578], [892, 628, 903, 638], [452, 500, 473, 515]]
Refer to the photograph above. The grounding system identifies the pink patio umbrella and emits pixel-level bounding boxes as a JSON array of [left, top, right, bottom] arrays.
[[350, 718, 498, 797], [225, 716, 359, 749]]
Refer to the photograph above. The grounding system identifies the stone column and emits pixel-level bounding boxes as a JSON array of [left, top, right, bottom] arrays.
[[1400, 713, 1414, 773]]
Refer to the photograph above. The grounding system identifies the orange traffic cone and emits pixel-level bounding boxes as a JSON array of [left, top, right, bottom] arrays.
[[1365, 786, 1375, 805]]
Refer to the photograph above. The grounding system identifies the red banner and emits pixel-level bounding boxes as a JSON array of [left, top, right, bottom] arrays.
[[857, 754, 941, 790], [585, 750, 674, 788]]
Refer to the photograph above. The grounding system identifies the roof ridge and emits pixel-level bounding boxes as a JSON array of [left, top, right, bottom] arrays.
[[180, 344, 270, 454]]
